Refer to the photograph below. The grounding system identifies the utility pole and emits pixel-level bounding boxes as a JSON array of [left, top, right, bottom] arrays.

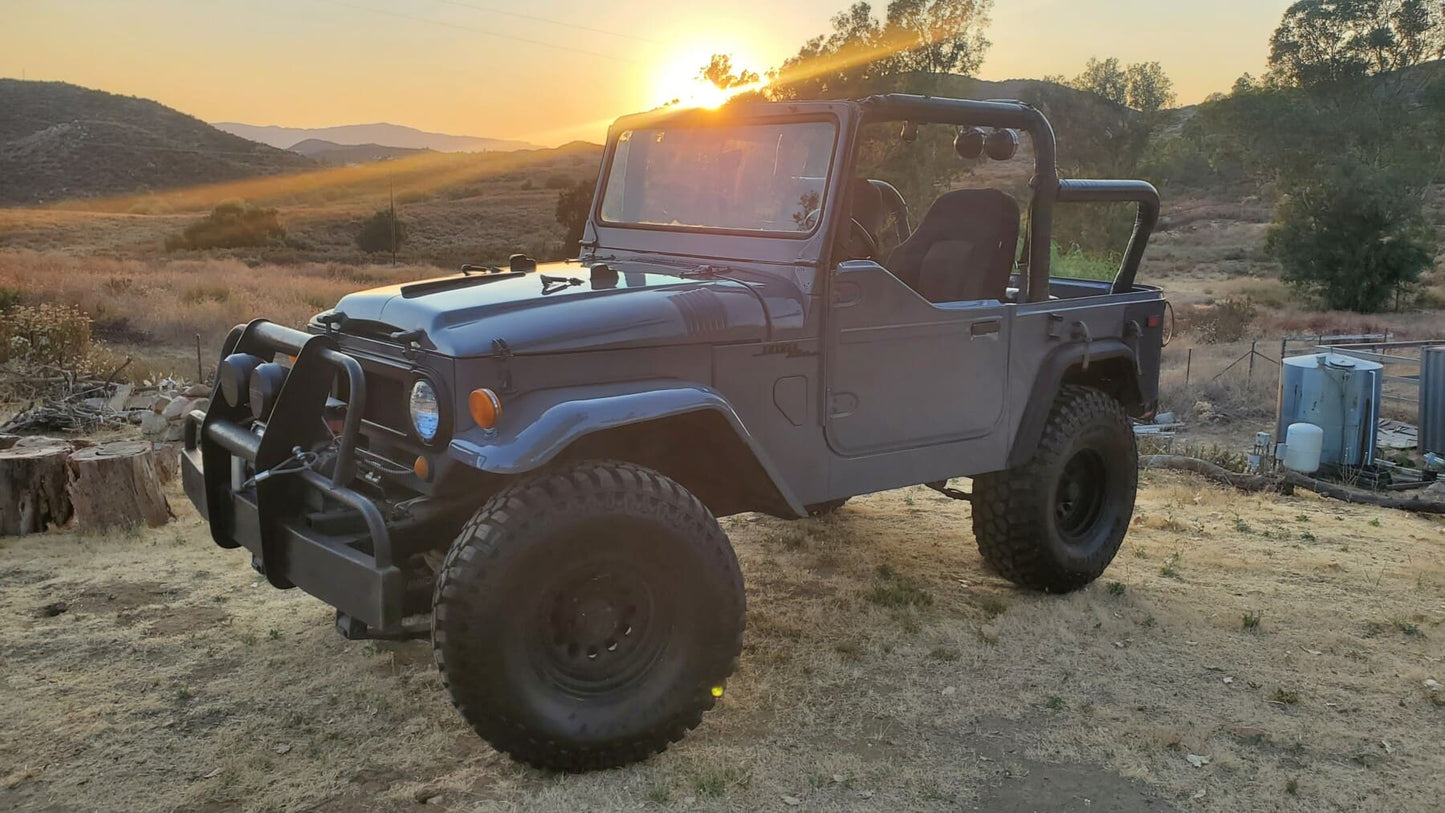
[[389, 184, 397, 267]]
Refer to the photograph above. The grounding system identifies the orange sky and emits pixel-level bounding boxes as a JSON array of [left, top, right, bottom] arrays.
[[4, 0, 1296, 146]]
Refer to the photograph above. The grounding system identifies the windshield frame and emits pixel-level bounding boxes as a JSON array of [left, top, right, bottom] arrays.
[[591, 111, 842, 242]]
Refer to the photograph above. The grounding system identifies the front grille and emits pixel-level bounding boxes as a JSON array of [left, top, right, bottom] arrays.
[[334, 366, 409, 434]]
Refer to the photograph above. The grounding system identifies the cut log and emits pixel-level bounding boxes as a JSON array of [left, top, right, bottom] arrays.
[[0, 444, 74, 535], [66, 441, 173, 530]]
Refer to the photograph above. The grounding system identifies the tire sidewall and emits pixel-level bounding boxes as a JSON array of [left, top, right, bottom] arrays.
[[1040, 399, 1136, 574], [436, 465, 743, 754]]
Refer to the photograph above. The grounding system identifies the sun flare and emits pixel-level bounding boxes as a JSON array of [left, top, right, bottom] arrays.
[[651, 45, 765, 109]]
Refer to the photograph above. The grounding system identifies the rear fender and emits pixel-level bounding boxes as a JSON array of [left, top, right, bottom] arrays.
[[1007, 340, 1142, 468], [447, 382, 807, 517]]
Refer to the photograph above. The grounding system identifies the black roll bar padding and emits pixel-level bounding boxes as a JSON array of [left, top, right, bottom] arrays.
[[1055, 179, 1160, 294], [317, 347, 365, 486], [859, 94, 1060, 302]]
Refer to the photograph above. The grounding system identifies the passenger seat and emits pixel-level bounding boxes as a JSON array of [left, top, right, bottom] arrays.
[[886, 190, 1020, 303]]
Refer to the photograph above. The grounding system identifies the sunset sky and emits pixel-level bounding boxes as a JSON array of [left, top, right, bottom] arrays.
[[5, 0, 1296, 146]]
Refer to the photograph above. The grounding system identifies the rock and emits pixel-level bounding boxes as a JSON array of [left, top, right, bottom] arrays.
[[152, 395, 172, 415], [125, 393, 161, 411], [162, 423, 185, 442], [1185, 754, 1211, 768], [128, 411, 144, 425], [140, 412, 169, 437], [184, 384, 210, 398], [82, 397, 107, 410], [189, 398, 210, 415], [161, 397, 193, 421], [107, 383, 133, 412], [1425, 679, 1442, 693], [0, 434, 18, 451], [14, 436, 72, 450], [1154, 411, 1177, 425]]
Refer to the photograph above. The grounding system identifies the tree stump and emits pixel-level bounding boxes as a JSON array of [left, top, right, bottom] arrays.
[[0, 443, 74, 535], [67, 441, 173, 530]]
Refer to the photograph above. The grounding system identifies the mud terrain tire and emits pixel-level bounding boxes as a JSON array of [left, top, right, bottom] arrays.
[[972, 385, 1136, 592], [433, 460, 744, 772]]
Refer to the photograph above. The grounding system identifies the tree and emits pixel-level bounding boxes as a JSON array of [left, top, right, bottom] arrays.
[[1267, 166, 1436, 312], [1056, 57, 1177, 112], [355, 208, 408, 254], [770, 0, 993, 100], [555, 178, 595, 255], [698, 54, 761, 90], [882, 0, 992, 78], [1267, 0, 1445, 87], [1071, 57, 1129, 106], [1125, 62, 1177, 113]]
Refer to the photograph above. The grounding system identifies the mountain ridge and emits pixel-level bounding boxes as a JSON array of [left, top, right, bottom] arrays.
[[212, 122, 539, 153]]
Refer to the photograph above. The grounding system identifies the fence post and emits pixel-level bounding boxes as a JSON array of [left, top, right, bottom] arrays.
[[1185, 348, 1192, 388], [1280, 337, 1288, 365], [1249, 340, 1257, 380]]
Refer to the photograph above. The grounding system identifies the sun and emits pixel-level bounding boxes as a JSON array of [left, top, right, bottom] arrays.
[[651, 46, 764, 109]]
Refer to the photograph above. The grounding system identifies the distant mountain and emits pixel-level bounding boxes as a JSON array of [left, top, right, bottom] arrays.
[[288, 138, 431, 165], [212, 122, 539, 153], [0, 80, 316, 206]]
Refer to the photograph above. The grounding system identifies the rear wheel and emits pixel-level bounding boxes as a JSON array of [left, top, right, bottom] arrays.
[[433, 460, 745, 771], [972, 385, 1136, 592]]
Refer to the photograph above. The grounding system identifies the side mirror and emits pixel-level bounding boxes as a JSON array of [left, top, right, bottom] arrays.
[[954, 127, 985, 160], [985, 128, 1020, 161]]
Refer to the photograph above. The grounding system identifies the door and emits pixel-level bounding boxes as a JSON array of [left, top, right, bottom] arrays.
[[825, 262, 1009, 456]]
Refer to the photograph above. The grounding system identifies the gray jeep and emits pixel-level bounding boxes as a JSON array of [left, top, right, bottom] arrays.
[[181, 94, 1164, 771]]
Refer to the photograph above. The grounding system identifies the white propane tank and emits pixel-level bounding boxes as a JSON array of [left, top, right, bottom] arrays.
[[1284, 423, 1325, 474]]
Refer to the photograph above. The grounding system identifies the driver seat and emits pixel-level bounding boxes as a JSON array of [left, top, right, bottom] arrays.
[[886, 189, 1020, 303]]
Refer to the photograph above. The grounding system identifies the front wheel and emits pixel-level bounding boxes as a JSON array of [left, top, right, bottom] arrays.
[[432, 460, 745, 771], [972, 385, 1136, 592]]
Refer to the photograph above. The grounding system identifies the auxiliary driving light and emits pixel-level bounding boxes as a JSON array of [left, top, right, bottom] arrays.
[[247, 362, 289, 420], [409, 379, 441, 442], [218, 353, 264, 407]]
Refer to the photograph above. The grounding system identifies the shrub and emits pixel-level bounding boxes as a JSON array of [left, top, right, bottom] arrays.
[[0, 303, 112, 399], [555, 178, 596, 255], [166, 201, 286, 251], [543, 175, 573, 189], [355, 208, 409, 254], [0, 286, 23, 312]]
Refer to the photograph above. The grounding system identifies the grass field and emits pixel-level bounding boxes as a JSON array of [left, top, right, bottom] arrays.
[[1, 475, 1441, 811]]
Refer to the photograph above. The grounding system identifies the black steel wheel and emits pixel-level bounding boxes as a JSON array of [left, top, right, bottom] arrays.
[[433, 460, 744, 772], [972, 385, 1136, 592]]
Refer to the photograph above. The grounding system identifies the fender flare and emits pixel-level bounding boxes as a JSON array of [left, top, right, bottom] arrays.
[[446, 381, 807, 517], [1007, 339, 1141, 468]]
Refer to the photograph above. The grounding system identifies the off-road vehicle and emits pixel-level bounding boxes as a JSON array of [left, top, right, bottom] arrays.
[[181, 94, 1164, 771]]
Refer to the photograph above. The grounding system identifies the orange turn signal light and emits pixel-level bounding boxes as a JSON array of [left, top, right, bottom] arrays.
[[413, 456, 430, 481], [469, 388, 502, 429]]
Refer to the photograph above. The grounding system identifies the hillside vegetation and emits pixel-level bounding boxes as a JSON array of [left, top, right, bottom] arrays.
[[0, 80, 315, 206]]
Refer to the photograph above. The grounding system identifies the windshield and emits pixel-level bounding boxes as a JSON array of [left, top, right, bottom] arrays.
[[598, 120, 837, 235]]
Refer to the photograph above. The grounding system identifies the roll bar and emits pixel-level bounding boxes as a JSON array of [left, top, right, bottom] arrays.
[[859, 94, 1158, 302]]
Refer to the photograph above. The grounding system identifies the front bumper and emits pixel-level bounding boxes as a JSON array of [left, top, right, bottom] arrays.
[[182, 320, 405, 631]]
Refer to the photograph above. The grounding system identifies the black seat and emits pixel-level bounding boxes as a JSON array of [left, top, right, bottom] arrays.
[[885, 189, 1020, 303]]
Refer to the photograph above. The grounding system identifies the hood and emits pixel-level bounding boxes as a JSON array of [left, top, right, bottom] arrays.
[[325, 261, 777, 357]]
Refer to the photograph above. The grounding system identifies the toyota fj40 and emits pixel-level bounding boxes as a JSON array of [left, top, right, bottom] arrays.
[[181, 94, 1165, 771]]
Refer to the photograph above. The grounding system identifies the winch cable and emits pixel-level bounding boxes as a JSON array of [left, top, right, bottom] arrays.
[[241, 446, 324, 489]]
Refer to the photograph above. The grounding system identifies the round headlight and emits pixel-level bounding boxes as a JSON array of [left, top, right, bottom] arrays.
[[409, 379, 441, 442]]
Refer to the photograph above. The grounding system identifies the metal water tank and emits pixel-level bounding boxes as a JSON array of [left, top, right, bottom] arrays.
[[1419, 346, 1445, 455], [1277, 353, 1383, 469]]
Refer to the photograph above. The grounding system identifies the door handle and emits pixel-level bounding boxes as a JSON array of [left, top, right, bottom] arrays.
[[970, 319, 1001, 339]]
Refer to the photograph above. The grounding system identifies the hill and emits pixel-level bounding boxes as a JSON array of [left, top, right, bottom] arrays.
[[212, 122, 539, 153], [0, 80, 316, 206], [287, 138, 431, 166]]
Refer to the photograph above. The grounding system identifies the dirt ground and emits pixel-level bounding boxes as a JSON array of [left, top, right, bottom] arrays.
[[2, 473, 1442, 812]]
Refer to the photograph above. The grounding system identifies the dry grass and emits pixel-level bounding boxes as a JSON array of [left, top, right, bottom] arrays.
[[1, 477, 1441, 811], [0, 251, 439, 379]]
